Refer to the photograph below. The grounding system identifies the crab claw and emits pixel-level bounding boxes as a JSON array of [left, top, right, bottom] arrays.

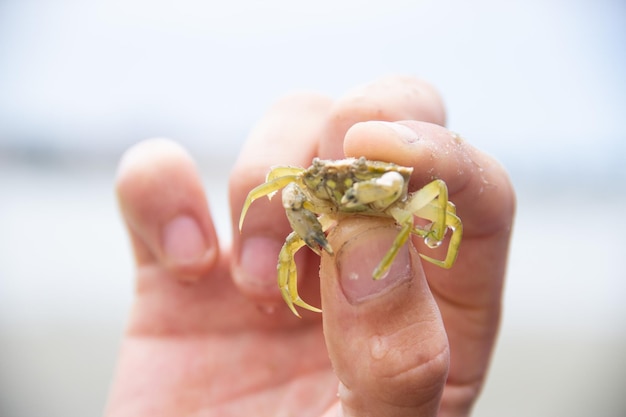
[[302, 232, 333, 257], [282, 182, 334, 256]]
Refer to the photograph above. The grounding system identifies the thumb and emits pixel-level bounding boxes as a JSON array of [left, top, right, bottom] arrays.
[[321, 217, 449, 417]]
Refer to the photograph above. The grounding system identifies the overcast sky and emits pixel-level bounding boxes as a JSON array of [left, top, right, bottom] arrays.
[[0, 0, 624, 180]]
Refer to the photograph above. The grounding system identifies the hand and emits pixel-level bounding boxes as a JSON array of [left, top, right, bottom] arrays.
[[106, 75, 515, 417]]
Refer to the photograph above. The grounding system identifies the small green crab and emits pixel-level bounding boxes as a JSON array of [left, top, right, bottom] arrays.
[[239, 157, 462, 317]]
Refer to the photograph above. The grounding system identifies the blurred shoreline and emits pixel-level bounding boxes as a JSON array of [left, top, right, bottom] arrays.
[[2, 151, 626, 416]]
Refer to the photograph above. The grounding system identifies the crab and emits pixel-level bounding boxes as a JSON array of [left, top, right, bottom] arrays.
[[239, 157, 462, 317]]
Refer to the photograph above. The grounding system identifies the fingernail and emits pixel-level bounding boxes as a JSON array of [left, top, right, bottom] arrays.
[[161, 215, 207, 265], [380, 121, 420, 143], [337, 227, 412, 304], [238, 236, 284, 292]]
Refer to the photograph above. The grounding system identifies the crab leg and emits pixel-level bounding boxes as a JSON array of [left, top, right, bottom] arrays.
[[404, 179, 450, 241], [238, 175, 301, 231], [265, 166, 305, 182], [277, 213, 335, 317], [278, 232, 322, 317], [372, 219, 413, 280], [388, 179, 463, 269], [416, 204, 463, 268]]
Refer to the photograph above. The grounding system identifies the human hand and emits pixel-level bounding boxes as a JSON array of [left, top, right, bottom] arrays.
[[106, 75, 515, 417]]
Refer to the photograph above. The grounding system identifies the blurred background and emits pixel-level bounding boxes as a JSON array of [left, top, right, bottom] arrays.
[[1, 0, 625, 415]]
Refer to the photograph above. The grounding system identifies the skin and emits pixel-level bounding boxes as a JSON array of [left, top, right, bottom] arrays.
[[107, 75, 516, 417]]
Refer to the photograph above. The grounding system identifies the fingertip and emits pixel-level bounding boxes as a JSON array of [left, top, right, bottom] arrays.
[[116, 138, 193, 200], [116, 138, 219, 277], [344, 119, 458, 162], [343, 120, 515, 237], [343, 120, 469, 197]]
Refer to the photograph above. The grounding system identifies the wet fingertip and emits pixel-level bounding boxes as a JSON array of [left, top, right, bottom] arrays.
[[343, 121, 422, 162], [344, 121, 474, 182], [386, 121, 423, 143], [370, 121, 422, 143]]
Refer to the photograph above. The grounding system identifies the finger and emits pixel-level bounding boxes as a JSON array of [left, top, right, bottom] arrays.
[[318, 75, 446, 159], [342, 120, 515, 411], [343, 120, 516, 237], [320, 217, 449, 417], [116, 138, 218, 280], [230, 93, 333, 306]]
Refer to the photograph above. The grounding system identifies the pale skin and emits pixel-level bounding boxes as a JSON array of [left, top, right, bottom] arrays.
[[107, 75, 516, 417]]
